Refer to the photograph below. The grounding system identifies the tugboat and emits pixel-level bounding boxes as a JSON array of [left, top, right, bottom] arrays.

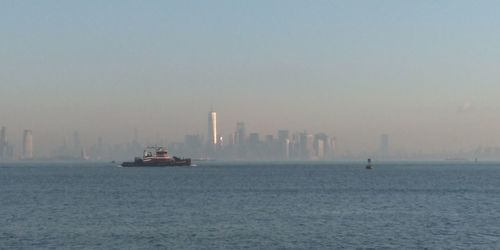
[[121, 146, 191, 167]]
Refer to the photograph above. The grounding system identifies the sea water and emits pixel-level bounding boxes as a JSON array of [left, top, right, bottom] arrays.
[[2, 161, 500, 249]]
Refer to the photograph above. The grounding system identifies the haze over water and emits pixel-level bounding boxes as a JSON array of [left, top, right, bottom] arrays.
[[3, 2, 500, 248], [2, 1, 500, 158]]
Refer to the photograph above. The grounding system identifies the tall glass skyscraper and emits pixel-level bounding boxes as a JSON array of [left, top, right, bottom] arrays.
[[208, 111, 217, 145]]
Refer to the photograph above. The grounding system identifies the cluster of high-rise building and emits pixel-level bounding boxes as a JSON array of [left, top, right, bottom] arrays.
[[0, 126, 12, 160], [7, 111, 500, 161], [167, 111, 337, 161], [0, 110, 393, 162], [0, 126, 33, 160]]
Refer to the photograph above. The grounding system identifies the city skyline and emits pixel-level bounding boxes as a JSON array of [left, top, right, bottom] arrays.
[[2, 106, 500, 161], [2, 1, 500, 158]]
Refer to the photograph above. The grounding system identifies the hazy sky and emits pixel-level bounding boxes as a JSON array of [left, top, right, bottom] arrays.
[[1, 1, 500, 155]]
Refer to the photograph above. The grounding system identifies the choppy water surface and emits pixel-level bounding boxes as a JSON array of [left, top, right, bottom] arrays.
[[2, 161, 500, 249]]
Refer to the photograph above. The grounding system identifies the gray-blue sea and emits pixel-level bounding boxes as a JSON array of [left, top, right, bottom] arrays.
[[2, 161, 500, 249]]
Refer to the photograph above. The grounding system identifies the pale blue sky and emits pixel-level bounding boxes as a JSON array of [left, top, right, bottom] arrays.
[[1, 1, 500, 154]]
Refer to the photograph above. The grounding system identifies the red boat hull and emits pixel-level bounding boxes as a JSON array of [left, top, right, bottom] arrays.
[[121, 158, 191, 167]]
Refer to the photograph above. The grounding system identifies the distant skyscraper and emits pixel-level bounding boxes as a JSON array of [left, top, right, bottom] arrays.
[[277, 130, 290, 160], [0, 126, 6, 160], [290, 133, 301, 159], [265, 135, 274, 144], [227, 134, 234, 145], [330, 137, 337, 158], [282, 139, 290, 160], [299, 131, 314, 160], [235, 122, 246, 145], [314, 133, 333, 160], [208, 110, 217, 145], [278, 130, 289, 142], [248, 133, 260, 146], [315, 139, 325, 159], [380, 134, 389, 157], [22, 129, 33, 160], [217, 135, 223, 150]]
